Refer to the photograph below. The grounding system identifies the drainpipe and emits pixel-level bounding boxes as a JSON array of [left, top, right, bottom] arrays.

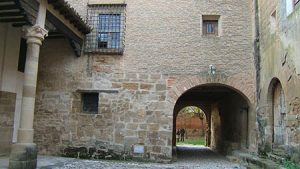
[[254, 0, 261, 105]]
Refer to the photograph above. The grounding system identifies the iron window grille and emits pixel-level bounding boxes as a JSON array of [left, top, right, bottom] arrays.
[[85, 4, 126, 54], [82, 92, 99, 113]]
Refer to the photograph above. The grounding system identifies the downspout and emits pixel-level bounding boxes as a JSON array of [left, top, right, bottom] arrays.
[[254, 0, 261, 105]]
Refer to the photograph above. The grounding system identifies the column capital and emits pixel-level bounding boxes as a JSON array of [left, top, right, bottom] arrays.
[[24, 25, 48, 45]]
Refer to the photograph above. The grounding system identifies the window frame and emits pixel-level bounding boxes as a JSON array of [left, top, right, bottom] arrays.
[[81, 92, 99, 114], [85, 4, 126, 54], [203, 20, 218, 35]]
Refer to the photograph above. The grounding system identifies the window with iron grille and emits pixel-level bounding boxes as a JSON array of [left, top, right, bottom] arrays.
[[82, 92, 99, 113], [85, 5, 126, 54]]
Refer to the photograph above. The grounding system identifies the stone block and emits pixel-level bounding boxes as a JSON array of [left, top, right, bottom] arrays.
[[156, 84, 167, 91], [124, 136, 138, 146], [140, 83, 153, 90], [123, 83, 139, 90]]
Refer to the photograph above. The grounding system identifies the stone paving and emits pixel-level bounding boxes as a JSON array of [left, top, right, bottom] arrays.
[[0, 146, 245, 169]]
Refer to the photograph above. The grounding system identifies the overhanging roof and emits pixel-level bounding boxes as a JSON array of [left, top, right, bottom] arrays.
[[0, 0, 30, 27], [0, 0, 91, 34], [0, 0, 91, 57], [47, 0, 91, 34]]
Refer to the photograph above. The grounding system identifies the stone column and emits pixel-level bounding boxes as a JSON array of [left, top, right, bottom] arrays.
[[9, 0, 48, 167], [8, 25, 48, 169]]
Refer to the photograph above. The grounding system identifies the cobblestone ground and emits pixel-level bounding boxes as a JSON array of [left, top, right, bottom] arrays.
[[0, 146, 245, 169]]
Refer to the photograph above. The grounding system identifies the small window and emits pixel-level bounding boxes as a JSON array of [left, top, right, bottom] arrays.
[[203, 21, 218, 35], [86, 4, 126, 54], [82, 93, 99, 113], [202, 15, 220, 36]]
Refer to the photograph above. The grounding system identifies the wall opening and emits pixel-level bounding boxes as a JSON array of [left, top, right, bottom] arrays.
[[267, 79, 286, 147], [176, 106, 207, 147], [172, 84, 250, 157]]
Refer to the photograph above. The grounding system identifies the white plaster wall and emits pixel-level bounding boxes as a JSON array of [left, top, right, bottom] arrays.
[[0, 25, 21, 93], [0, 23, 24, 143], [12, 72, 24, 143], [0, 23, 7, 90]]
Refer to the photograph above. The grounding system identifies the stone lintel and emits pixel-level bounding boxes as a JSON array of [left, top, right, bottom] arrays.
[[77, 89, 119, 94]]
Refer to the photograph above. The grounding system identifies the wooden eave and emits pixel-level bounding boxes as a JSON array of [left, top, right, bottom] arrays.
[[0, 0, 30, 27], [47, 0, 91, 34]]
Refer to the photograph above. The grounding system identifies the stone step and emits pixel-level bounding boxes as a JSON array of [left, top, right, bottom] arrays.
[[267, 153, 285, 163], [272, 147, 287, 158], [227, 155, 241, 163], [232, 151, 284, 169]]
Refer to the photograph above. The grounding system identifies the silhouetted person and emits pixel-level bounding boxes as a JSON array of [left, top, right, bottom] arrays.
[[180, 128, 186, 142], [176, 129, 180, 142]]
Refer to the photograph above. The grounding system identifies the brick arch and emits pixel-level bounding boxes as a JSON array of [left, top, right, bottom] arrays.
[[167, 74, 254, 106]]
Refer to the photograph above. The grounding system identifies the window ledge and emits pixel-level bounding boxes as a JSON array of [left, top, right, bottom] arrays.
[[85, 48, 124, 55]]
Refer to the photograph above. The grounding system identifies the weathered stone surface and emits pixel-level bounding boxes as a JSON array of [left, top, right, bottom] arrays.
[[0, 91, 16, 155], [9, 143, 37, 169], [33, 0, 256, 162]]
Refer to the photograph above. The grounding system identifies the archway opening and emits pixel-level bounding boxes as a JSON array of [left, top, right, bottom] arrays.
[[172, 84, 250, 157], [266, 78, 286, 151], [176, 106, 207, 147]]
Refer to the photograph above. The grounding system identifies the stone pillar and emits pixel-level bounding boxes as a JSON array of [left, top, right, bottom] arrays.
[[8, 25, 48, 169], [9, 0, 48, 167]]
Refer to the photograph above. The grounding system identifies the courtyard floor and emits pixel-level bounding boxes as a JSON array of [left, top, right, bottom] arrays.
[[0, 146, 245, 169]]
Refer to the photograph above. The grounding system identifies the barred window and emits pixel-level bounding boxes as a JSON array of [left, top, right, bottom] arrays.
[[82, 92, 99, 113], [86, 5, 126, 54]]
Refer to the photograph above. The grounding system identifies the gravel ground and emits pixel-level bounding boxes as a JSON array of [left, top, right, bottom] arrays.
[[0, 146, 246, 169]]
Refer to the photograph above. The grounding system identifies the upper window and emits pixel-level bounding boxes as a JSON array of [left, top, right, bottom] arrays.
[[202, 15, 220, 36], [86, 5, 126, 54], [203, 21, 218, 35]]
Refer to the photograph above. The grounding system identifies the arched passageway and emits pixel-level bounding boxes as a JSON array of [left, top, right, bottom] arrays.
[[173, 84, 250, 157]]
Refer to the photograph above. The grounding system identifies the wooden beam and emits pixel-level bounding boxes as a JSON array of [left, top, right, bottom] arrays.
[[0, 17, 26, 22], [46, 11, 83, 45], [46, 4, 84, 39], [12, 22, 29, 27], [0, 4, 19, 10], [0, 11, 23, 17], [0, 0, 15, 2]]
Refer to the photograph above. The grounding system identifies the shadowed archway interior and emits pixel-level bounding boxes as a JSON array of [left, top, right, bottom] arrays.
[[173, 84, 250, 157]]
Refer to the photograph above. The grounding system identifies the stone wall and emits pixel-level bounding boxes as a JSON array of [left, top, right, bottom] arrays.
[[257, 0, 300, 163], [176, 116, 206, 138], [34, 0, 256, 162], [0, 91, 16, 155]]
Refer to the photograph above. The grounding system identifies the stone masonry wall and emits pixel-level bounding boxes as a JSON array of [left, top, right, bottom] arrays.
[[0, 91, 16, 155], [34, 0, 256, 162], [257, 0, 300, 163]]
